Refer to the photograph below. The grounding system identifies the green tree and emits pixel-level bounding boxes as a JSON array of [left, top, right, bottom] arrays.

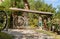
[[55, 6, 60, 19], [28, 0, 56, 13], [28, 0, 56, 27], [1, 0, 11, 8]]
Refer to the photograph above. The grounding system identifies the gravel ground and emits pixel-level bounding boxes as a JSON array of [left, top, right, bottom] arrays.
[[2, 29, 54, 39]]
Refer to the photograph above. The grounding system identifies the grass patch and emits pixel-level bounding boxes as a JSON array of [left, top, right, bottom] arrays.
[[36, 30, 60, 39], [0, 32, 13, 39], [36, 30, 55, 36]]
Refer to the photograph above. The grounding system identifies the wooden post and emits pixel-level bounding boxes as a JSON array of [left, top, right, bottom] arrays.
[[11, 0, 17, 28], [44, 18, 47, 30]]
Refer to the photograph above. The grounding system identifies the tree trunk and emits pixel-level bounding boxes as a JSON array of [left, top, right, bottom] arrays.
[[23, 0, 30, 9]]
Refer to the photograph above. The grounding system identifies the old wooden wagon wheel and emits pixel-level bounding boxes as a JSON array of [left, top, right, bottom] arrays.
[[0, 10, 8, 31], [18, 17, 24, 26]]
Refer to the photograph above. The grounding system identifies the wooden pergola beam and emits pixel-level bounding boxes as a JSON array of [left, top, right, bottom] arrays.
[[9, 8, 53, 15]]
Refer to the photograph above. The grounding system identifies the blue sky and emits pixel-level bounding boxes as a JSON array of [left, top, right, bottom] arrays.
[[44, 0, 60, 8]]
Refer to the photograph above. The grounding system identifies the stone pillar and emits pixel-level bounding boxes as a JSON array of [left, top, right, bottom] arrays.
[[48, 17, 51, 22], [23, 16, 28, 26], [38, 16, 43, 30], [39, 16, 42, 26]]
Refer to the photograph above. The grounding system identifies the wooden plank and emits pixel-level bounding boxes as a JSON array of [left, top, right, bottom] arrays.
[[9, 8, 53, 15]]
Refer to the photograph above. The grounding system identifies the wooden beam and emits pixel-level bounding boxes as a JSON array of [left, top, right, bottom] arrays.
[[9, 8, 53, 15]]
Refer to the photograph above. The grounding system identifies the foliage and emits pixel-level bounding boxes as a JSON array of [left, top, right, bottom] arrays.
[[0, 32, 13, 39], [11, 0, 24, 8], [0, 0, 56, 14], [1, 0, 11, 9], [28, 0, 56, 27], [54, 6, 60, 19], [52, 6, 60, 25], [47, 21, 52, 30], [28, 13, 39, 27], [28, 0, 56, 13], [47, 19, 60, 31], [0, 0, 56, 28], [1, 0, 24, 8], [0, 23, 3, 29]]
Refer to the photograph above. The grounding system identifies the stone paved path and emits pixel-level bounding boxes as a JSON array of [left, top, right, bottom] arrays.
[[2, 29, 54, 39]]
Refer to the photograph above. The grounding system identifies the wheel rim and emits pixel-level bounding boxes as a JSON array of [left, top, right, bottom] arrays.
[[0, 10, 7, 31]]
